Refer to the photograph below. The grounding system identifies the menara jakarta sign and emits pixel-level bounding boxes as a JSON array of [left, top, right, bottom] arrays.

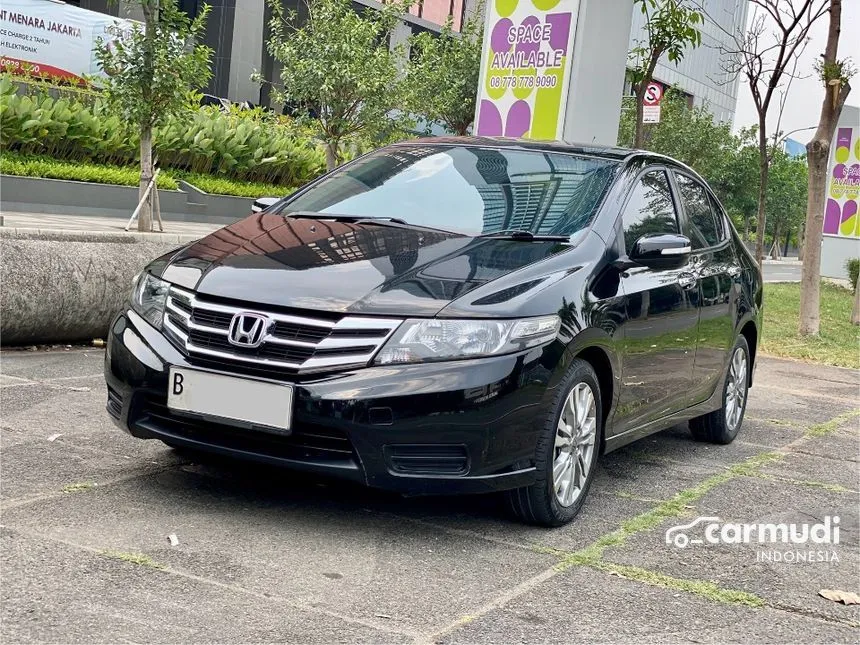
[[0, 0, 130, 83]]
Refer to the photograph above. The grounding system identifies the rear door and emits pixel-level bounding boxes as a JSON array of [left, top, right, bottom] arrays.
[[613, 168, 699, 436], [672, 172, 737, 404]]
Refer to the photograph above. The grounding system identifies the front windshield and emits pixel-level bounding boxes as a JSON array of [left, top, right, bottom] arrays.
[[279, 145, 619, 236]]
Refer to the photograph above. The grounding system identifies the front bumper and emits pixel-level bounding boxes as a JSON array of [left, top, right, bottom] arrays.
[[105, 310, 562, 495]]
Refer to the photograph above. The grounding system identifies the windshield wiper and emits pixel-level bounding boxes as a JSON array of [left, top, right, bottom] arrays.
[[285, 211, 457, 235], [286, 211, 409, 225], [477, 229, 571, 242]]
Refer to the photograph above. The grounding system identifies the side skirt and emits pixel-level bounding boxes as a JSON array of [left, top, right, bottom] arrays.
[[603, 369, 728, 453]]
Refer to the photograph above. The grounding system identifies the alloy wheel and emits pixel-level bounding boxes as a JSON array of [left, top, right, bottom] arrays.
[[725, 347, 748, 431], [553, 382, 597, 507]]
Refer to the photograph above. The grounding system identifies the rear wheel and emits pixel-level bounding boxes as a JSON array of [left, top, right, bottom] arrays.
[[506, 359, 602, 527], [689, 335, 750, 444]]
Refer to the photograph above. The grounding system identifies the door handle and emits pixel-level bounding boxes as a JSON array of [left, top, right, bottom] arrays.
[[678, 272, 697, 290]]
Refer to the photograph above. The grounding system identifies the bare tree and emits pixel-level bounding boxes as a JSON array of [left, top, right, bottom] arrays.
[[713, 0, 828, 268], [799, 0, 854, 335]]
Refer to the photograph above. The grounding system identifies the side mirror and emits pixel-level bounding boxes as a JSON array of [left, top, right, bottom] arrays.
[[251, 196, 280, 213], [630, 234, 691, 267]]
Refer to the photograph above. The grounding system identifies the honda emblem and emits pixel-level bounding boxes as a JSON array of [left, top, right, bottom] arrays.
[[228, 313, 269, 348]]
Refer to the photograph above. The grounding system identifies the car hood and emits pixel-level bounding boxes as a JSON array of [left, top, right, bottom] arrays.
[[157, 213, 570, 317]]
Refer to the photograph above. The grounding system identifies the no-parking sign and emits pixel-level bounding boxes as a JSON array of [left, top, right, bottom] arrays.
[[643, 81, 663, 124]]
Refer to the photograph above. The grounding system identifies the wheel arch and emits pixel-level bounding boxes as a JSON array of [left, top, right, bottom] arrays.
[[558, 330, 620, 454], [738, 319, 757, 386]]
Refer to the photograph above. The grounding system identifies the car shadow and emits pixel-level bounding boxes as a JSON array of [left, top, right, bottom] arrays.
[[154, 422, 711, 530]]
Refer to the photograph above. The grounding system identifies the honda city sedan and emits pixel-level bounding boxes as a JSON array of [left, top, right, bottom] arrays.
[[105, 137, 762, 526]]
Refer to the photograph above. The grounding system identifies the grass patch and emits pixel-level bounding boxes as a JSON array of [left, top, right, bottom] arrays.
[[1, 152, 179, 190], [739, 469, 855, 494], [805, 408, 860, 437], [555, 451, 784, 568], [61, 482, 97, 494], [546, 450, 781, 609], [593, 562, 765, 607], [538, 416, 853, 610], [100, 550, 164, 569], [179, 172, 293, 198], [774, 477, 853, 494], [762, 282, 859, 369]]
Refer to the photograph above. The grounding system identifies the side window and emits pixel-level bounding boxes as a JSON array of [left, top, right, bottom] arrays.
[[620, 170, 679, 255], [675, 173, 720, 249], [709, 195, 727, 242]]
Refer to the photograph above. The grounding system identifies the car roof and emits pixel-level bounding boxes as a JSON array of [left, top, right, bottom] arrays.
[[396, 136, 645, 162]]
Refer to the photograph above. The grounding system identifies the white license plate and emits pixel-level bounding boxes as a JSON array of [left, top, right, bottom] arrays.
[[167, 367, 293, 431]]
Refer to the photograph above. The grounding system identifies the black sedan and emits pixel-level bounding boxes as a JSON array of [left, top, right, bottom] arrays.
[[105, 138, 762, 526]]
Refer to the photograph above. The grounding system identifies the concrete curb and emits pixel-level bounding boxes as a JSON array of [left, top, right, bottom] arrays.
[[178, 180, 269, 220], [763, 259, 803, 267], [0, 174, 253, 225], [1, 228, 193, 345]]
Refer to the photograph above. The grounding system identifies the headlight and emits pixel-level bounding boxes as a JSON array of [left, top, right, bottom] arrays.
[[373, 315, 560, 365], [131, 272, 170, 329]]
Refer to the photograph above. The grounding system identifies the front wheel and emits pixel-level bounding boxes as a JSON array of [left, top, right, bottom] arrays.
[[689, 335, 750, 444], [506, 359, 602, 527]]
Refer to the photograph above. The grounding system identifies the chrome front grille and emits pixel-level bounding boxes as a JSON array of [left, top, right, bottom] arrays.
[[163, 286, 402, 373]]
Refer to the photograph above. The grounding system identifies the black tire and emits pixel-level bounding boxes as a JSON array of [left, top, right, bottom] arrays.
[[689, 335, 750, 444], [506, 358, 603, 527]]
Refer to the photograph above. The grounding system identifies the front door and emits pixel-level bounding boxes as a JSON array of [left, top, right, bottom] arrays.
[[613, 169, 699, 436]]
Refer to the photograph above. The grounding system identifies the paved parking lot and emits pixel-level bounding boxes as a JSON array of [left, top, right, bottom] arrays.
[[1, 349, 858, 643]]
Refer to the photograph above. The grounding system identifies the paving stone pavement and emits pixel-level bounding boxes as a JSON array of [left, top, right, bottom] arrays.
[[1, 349, 858, 644], [0, 212, 222, 238]]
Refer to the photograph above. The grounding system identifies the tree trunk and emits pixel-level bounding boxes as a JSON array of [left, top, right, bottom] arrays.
[[634, 84, 646, 149], [325, 141, 338, 172], [633, 54, 660, 149], [800, 139, 831, 336], [138, 123, 153, 232], [743, 215, 750, 243], [754, 118, 769, 270], [454, 121, 471, 136], [799, 0, 850, 336], [783, 229, 791, 257], [852, 277, 860, 326], [138, 0, 157, 233]]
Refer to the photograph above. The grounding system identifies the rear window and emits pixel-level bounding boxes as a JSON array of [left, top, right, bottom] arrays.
[[279, 145, 619, 236]]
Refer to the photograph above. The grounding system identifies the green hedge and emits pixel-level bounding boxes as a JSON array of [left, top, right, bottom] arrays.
[[1, 153, 179, 190], [847, 258, 859, 291], [0, 151, 294, 197], [179, 172, 290, 198], [0, 76, 326, 186]]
